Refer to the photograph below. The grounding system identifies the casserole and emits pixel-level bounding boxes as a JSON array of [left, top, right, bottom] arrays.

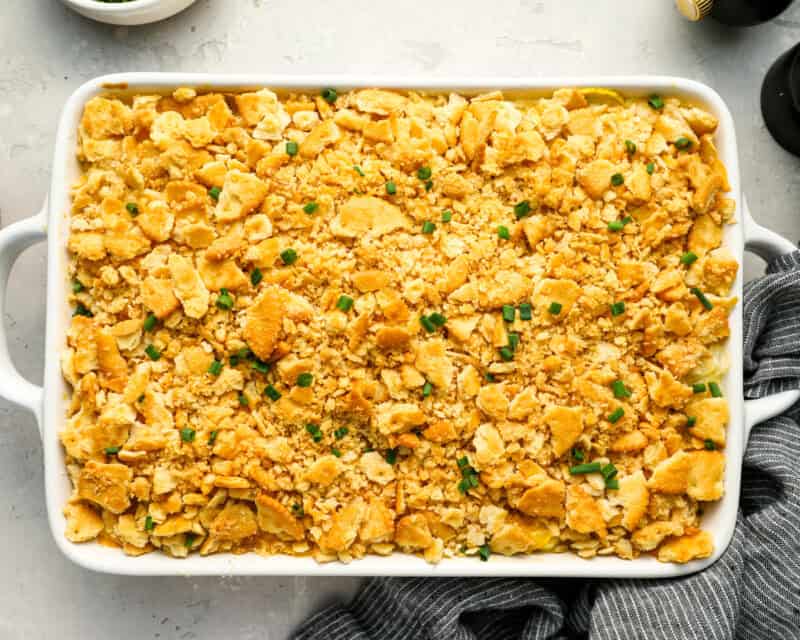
[[1, 73, 797, 576]]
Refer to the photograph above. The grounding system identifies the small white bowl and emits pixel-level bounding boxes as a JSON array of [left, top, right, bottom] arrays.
[[60, 0, 197, 26]]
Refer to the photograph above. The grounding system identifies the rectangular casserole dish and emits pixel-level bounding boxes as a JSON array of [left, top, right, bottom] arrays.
[[1, 73, 797, 577]]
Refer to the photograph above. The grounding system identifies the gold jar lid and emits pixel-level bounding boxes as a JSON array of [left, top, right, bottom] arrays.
[[675, 0, 714, 21]]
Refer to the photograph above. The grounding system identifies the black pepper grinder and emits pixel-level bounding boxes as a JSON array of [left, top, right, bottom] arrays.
[[761, 43, 800, 156], [675, 0, 793, 25]]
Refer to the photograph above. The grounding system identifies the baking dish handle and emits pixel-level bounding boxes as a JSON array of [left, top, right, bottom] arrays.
[[742, 196, 800, 437], [0, 203, 47, 425]]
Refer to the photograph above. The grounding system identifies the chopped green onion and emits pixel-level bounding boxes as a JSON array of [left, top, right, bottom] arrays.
[[104, 446, 120, 455], [280, 248, 298, 265], [601, 463, 618, 480], [571, 447, 585, 461], [646, 162, 655, 174], [292, 503, 304, 517], [354, 165, 365, 176], [514, 200, 532, 219], [385, 181, 397, 195], [497, 225, 511, 240], [297, 372, 313, 387], [675, 137, 692, 150], [72, 279, 84, 293], [610, 301, 625, 316], [611, 173, 624, 186], [441, 209, 452, 223], [305, 423, 323, 442], [216, 288, 234, 310], [250, 268, 263, 287], [422, 220, 436, 234], [608, 407, 625, 423], [336, 295, 354, 312], [605, 478, 620, 490], [478, 544, 491, 562], [709, 382, 722, 398], [519, 303, 532, 320], [229, 347, 251, 367], [690, 287, 713, 310], [612, 380, 632, 399], [502, 305, 515, 323], [73, 303, 93, 318], [625, 139, 637, 155], [208, 360, 223, 376], [422, 381, 433, 397], [264, 384, 281, 401], [417, 166, 432, 180], [385, 448, 398, 464], [180, 428, 196, 443], [687, 416, 697, 428], [648, 94, 664, 110], [428, 312, 447, 327], [208, 187, 221, 201], [420, 315, 436, 332], [321, 88, 337, 104], [143, 313, 157, 332], [569, 462, 602, 475], [608, 220, 625, 232], [145, 345, 161, 361], [209, 430, 219, 445], [126, 202, 139, 215], [238, 392, 248, 407], [457, 457, 479, 493], [424, 179, 433, 191], [331, 447, 342, 458], [303, 201, 318, 215], [621, 216, 633, 225], [484, 372, 496, 382], [507, 332, 520, 351], [252, 359, 270, 374], [692, 383, 707, 394], [144, 516, 154, 532], [681, 251, 698, 266], [548, 302, 563, 315], [334, 426, 349, 440], [185, 534, 196, 549], [499, 346, 514, 362], [286, 141, 299, 156], [705, 439, 716, 450]]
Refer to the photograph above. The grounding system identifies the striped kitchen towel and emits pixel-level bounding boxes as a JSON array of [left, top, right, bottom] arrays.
[[293, 251, 800, 640]]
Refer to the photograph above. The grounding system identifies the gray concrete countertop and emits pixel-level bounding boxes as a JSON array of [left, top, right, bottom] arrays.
[[1, 1, 799, 638]]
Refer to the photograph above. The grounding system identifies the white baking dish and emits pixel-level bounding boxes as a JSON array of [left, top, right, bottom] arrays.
[[1, 73, 797, 577]]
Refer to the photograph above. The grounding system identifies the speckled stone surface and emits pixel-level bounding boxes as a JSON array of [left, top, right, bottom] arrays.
[[1, 1, 799, 638]]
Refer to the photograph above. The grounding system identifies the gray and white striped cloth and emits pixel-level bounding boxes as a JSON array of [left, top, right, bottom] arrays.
[[293, 251, 800, 640]]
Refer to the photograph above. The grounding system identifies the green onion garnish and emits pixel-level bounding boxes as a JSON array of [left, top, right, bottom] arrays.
[[73, 303, 93, 318], [612, 380, 632, 399], [692, 383, 707, 394], [143, 313, 157, 332], [104, 446, 120, 455], [303, 202, 318, 215], [422, 381, 433, 397], [441, 209, 452, 223], [385, 448, 398, 464], [709, 382, 722, 398], [180, 428, 196, 443], [286, 141, 299, 156], [499, 346, 514, 362], [608, 220, 625, 232], [428, 312, 447, 327], [687, 416, 697, 427], [705, 439, 716, 450], [514, 200, 532, 219], [610, 173, 624, 186], [331, 447, 342, 457], [209, 430, 219, 444], [681, 252, 698, 265], [145, 345, 161, 361], [675, 137, 692, 150], [216, 288, 234, 310], [507, 332, 520, 351], [648, 94, 664, 110], [252, 359, 270, 374], [502, 305, 515, 323], [208, 360, 222, 376], [690, 287, 713, 310], [280, 248, 298, 265], [519, 303, 532, 320], [336, 295, 354, 312], [570, 462, 602, 475], [354, 165, 365, 176], [72, 279, 84, 293], [422, 220, 436, 234], [571, 447, 584, 461], [646, 162, 655, 174], [608, 407, 624, 423], [321, 88, 337, 104], [625, 140, 636, 155], [250, 268, 263, 286], [420, 315, 436, 332], [238, 393, 248, 407], [497, 225, 510, 240], [208, 187, 221, 201], [334, 426, 349, 440], [610, 301, 625, 317], [385, 181, 397, 195], [305, 423, 323, 442], [417, 166, 432, 180], [478, 544, 491, 561], [548, 302, 562, 315], [144, 516, 154, 532], [296, 372, 313, 387], [126, 202, 139, 215], [264, 385, 281, 401]]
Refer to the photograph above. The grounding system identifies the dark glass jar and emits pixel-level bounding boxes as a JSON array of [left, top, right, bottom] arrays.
[[676, 0, 793, 26], [761, 42, 800, 156]]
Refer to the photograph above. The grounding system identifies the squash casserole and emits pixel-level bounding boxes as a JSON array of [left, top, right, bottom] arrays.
[[61, 86, 737, 564]]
